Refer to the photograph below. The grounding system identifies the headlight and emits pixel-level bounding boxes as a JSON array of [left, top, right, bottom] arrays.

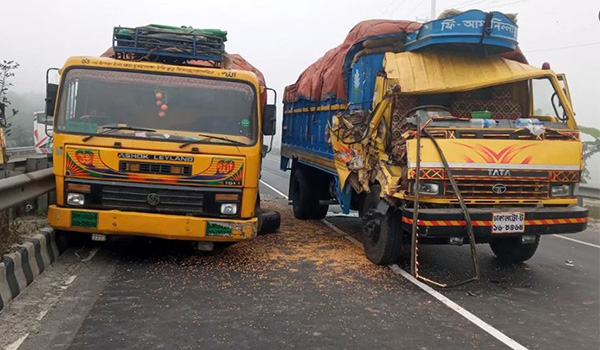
[[220, 203, 238, 215], [67, 193, 85, 206], [550, 184, 571, 197], [414, 182, 440, 195]]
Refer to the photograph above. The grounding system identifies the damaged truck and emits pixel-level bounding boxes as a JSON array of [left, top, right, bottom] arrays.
[[281, 10, 588, 282]]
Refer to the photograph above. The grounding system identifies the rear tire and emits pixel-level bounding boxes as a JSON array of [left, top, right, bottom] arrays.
[[490, 235, 540, 263], [291, 167, 328, 220], [363, 204, 403, 265]]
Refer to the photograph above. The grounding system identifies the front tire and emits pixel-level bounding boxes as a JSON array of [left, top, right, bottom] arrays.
[[489, 235, 540, 263], [363, 204, 403, 265], [55, 230, 90, 251], [259, 210, 281, 234]]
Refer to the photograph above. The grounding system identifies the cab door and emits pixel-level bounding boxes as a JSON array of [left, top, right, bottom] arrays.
[[557, 73, 573, 111]]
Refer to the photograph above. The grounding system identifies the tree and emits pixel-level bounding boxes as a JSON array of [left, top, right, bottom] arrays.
[[0, 60, 20, 135]]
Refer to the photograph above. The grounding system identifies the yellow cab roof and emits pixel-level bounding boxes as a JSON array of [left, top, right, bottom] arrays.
[[384, 51, 555, 94], [60, 56, 260, 86]]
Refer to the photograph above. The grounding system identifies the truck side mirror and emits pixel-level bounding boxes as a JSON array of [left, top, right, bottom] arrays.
[[45, 83, 58, 117], [263, 104, 276, 136]]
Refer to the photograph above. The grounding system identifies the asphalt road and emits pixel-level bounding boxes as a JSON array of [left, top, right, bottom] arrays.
[[0, 154, 598, 350]]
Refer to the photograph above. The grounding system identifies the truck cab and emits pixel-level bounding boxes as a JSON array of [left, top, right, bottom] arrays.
[[281, 11, 588, 271], [46, 26, 277, 244]]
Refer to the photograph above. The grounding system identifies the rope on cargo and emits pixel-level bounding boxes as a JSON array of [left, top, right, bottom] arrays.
[[408, 106, 480, 288]]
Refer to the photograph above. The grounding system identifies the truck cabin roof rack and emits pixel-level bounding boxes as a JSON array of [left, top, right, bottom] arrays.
[[112, 26, 226, 66]]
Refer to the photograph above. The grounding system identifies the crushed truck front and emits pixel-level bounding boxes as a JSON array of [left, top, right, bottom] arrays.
[[329, 50, 588, 264], [47, 57, 265, 242]]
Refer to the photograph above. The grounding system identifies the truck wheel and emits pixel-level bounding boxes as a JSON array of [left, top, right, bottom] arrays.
[[55, 230, 90, 252], [312, 202, 329, 220], [259, 210, 281, 234], [359, 184, 381, 219], [292, 168, 320, 219], [362, 205, 403, 265], [489, 235, 540, 263]]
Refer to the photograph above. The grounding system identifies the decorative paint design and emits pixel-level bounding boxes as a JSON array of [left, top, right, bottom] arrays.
[[454, 142, 536, 164], [402, 216, 587, 227], [550, 170, 579, 182], [65, 148, 245, 186], [408, 168, 445, 180]]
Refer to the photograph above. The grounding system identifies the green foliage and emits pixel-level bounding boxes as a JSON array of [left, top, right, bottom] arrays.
[[0, 60, 20, 137], [579, 125, 600, 139]]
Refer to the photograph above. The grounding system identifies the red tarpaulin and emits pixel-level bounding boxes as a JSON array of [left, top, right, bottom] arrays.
[[283, 19, 527, 103]]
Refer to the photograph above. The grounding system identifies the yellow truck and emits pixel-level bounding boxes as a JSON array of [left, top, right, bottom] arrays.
[[46, 25, 279, 248], [281, 12, 588, 281]]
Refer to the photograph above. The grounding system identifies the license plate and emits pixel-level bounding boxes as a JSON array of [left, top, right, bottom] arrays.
[[206, 222, 232, 237], [71, 211, 98, 228], [492, 212, 525, 234]]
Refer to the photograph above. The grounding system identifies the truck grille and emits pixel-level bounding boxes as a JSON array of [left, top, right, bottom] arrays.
[[119, 161, 192, 176], [101, 183, 204, 215], [444, 180, 549, 198]]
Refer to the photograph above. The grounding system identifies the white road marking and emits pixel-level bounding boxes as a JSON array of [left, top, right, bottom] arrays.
[[330, 219, 528, 350], [64, 275, 77, 285], [389, 265, 528, 350], [260, 178, 529, 350], [36, 309, 50, 321], [259, 180, 289, 199], [81, 247, 99, 262], [552, 234, 600, 249], [4, 333, 29, 350], [60, 275, 77, 290]]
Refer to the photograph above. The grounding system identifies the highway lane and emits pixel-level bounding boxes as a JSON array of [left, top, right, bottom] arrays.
[[0, 154, 596, 350], [0, 167, 510, 349], [260, 153, 600, 350], [1, 211, 506, 350]]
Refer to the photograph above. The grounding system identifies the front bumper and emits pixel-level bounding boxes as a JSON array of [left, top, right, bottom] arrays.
[[48, 205, 257, 242], [401, 206, 588, 242]]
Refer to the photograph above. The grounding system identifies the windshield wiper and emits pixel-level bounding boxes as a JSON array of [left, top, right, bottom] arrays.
[[179, 133, 246, 148], [82, 125, 156, 142]]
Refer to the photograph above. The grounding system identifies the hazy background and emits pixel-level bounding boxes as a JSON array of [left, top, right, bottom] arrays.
[[1, 0, 598, 185]]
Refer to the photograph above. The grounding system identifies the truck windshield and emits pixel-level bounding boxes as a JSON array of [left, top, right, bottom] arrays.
[[397, 78, 570, 129], [56, 68, 257, 145]]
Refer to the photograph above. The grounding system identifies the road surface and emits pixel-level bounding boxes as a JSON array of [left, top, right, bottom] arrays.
[[0, 154, 598, 350]]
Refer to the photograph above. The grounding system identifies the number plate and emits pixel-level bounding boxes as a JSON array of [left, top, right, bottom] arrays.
[[71, 211, 98, 228], [492, 212, 525, 234], [206, 222, 232, 237]]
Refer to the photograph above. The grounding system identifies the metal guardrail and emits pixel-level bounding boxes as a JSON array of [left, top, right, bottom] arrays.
[[1, 155, 52, 179], [6, 146, 36, 157], [579, 185, 600, 200], [0, 168, 55, 211]]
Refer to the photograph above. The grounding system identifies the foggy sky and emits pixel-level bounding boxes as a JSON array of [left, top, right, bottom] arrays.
[[1, 0, 598, 126], [1, 0, 599, 186]]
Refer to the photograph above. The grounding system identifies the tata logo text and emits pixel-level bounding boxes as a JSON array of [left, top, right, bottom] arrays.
[[488, 169, 511, 177]]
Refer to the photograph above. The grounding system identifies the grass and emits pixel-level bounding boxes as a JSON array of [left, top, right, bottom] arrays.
[[0, 213, 47, 256]]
